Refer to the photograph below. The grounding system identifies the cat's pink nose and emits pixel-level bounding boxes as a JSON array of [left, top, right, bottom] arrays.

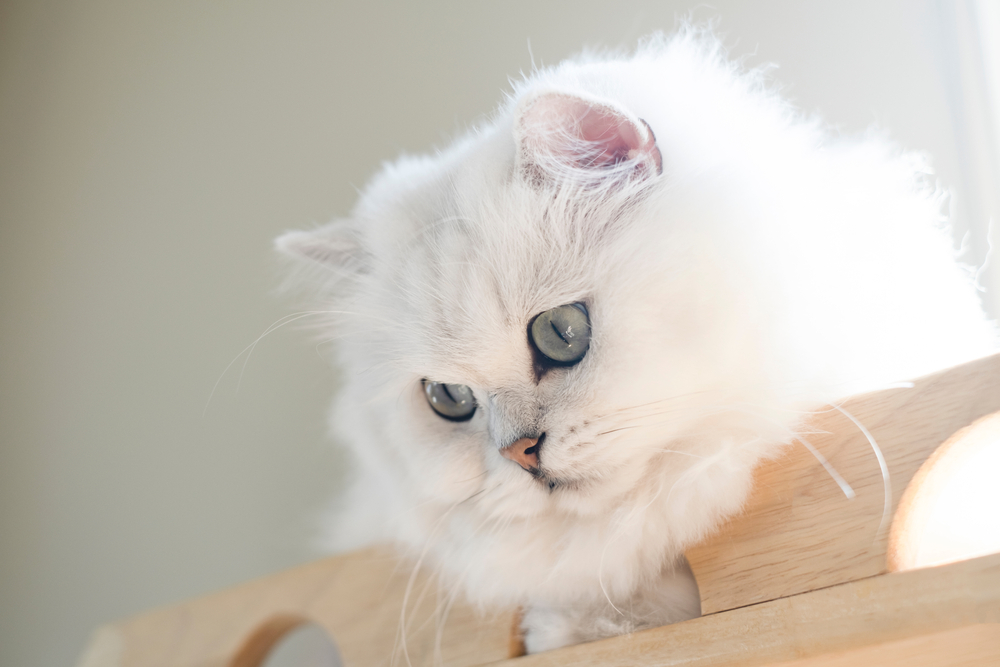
[[501, 436, 542, 472]]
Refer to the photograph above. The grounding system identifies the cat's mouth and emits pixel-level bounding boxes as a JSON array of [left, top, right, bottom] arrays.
[[528, 467, 557, 491], [529, 468, 581, 493], [518, 458, 558, 491]]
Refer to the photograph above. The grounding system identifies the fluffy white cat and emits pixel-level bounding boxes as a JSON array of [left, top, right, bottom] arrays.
[[277, 31, 996, 652]]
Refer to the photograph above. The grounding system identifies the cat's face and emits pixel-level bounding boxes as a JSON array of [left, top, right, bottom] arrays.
[[279, 88, 783, 527]]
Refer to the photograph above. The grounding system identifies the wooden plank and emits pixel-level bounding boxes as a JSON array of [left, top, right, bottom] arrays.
[[484, 552, 1000, 667], [684, 353, 1000, 615], [766, 625, 999, 667], [77, 547, 514, 667]]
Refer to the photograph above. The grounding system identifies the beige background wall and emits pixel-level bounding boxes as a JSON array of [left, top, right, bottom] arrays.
[[1, 2, 996, 666]]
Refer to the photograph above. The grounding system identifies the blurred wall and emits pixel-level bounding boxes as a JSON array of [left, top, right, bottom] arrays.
[[0, 2, 994, 665]]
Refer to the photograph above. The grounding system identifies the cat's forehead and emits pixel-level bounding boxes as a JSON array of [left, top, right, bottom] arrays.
[[416, 187, 612, 311], [364, 145, 624, 292], [366, 182, 619, 383]]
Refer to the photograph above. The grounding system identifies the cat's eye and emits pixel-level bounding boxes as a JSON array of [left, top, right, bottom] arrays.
[[530, 302, 591, 365], [423, 380, 477, 421]]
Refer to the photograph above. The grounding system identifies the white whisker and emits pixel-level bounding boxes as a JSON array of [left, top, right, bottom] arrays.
[[796, 436, 855, 500], [832, 405, 891, 542], [203, 310, 350, 415]]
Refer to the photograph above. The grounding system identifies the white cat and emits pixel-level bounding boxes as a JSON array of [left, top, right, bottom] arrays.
[[277, 31, 996, 652]]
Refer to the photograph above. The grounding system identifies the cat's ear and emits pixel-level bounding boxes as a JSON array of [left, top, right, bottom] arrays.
[[513, 91, 662, 184], [275, 220, 365, 277]]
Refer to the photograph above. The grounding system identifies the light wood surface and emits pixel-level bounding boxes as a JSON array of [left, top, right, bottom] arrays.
[[78, 551, 1000, 667], [76, 353, 1000, 667], [488, 552, 1000, 667], [766, 625, 999, 667], [78, 547, 514, 667], [684, 352, 1000, 615]]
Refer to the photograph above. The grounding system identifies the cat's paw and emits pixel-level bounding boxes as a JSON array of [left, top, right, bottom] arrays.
[[520, 602, 630, 653], [520, 558, 701, 653]]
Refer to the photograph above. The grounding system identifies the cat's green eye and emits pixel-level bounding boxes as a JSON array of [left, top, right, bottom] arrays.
[[530, 302, 591, 365], [423, 380, 477, 421]]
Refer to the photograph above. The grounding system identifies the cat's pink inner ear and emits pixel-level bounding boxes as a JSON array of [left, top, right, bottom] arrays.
[[517, 93, 662, 176]]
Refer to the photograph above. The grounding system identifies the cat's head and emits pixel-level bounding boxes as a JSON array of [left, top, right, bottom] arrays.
[[277, 59, 788, 531]]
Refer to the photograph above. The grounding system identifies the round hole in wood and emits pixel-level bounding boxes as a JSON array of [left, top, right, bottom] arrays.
[[888, 410, 1000, 572], [260, 623, 341, 667], [230, 615, 341, 667]]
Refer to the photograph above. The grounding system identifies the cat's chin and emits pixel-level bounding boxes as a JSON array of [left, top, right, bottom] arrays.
[[480, 467, 646, 521], [469, 472, 599, 522]]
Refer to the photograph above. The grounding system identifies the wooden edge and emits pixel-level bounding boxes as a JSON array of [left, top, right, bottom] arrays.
[[483, 552, 1000, 667], [764, 625, 999, 667]]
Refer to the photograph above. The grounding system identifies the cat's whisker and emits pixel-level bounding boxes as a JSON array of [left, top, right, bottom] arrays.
[[591, 393, 788, 428], [403, 569, 446, 654], [432, 559, 476, 667], [593, 407, 709, 436], [311, 328, 396, 355], [687, 404, 861, 504], [649, 449, 706, 458], [203, 310, 355, 415], [795, 436, 855, 500], [705, 403, 861, 503], [597, 468, 674, 616], [453, 470, 489, 487], [458, 485, 490, 506], [601, 404, 688, 423], [398, 498, 468, 667], [590, 389, 717, 420], [597, 401, 859, 506], [600, 449, 715, 600], [831, 405, 891, 542], [593, 404, 690, 425]]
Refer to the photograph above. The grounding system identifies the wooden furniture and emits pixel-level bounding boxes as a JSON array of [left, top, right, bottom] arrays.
[[77, 354, 1000, 667]]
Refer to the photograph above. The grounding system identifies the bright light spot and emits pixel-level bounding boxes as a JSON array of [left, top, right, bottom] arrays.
[[891, 411, 1000, 570]]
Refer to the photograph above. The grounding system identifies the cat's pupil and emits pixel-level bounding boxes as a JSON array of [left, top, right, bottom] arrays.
[[530, 302, 591, 366], [423, 380, 477, 421]]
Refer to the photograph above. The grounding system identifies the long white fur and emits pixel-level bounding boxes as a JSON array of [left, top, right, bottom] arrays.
[[277, 30, 997, 652]]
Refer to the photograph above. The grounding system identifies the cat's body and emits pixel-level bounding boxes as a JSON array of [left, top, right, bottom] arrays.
[[278, 32, 996, 652]]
